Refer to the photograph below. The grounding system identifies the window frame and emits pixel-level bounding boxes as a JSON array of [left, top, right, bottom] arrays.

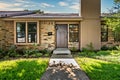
[[27, 22, 37, 43], [69, 24, 79, 42], [16, 22, 26, 43], [14, 21, 39, 45]]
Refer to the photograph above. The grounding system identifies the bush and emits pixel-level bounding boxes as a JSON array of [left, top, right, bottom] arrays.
[[101, 45, 109, 50], [30, 53, 43, 58], [0, 44, 52, 59], [101, 45, 117, 50], [79, 51, 96, 57], [96, 51, 110, 56], [23, 48, 40, 57], [70, 47, 78, 52], [116, 45, 120, 51], [0, 48, 4, 59], [7, 45, 17, 57], [39, 49, 51, 57], [86, 42, 94, 52], [82, 42, 94, 52]]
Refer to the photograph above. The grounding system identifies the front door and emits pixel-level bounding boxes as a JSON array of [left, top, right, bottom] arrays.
[[56, 24, 68, 48]]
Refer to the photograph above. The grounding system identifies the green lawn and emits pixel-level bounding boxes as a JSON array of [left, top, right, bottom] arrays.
[[75, 51, 120, 80], [0, 58, 49, 80]]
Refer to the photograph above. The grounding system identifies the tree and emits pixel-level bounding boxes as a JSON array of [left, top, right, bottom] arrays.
[[114, 0, 120, 3], [104, 0, 120, 33], [33, 9, 44, 14], [114, 0, 120, 13], [24, 9, 44, 14]]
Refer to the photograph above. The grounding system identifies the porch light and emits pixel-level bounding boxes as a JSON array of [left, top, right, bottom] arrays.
[[55, 26, 58, 30]]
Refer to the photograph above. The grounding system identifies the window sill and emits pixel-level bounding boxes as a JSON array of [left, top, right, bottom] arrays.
[[14, 43, 39, 45]]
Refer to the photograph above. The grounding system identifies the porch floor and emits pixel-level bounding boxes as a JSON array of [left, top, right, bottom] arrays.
[[53, 48, 71, 55]]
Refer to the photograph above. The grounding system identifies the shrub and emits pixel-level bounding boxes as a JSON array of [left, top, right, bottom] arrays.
[[23, 44, 40, 57], [101, 45, 117, 50], [39, 49, 51, 57], [35, 53, 43, 57], [23, 48, 39, 57], [70, 47, 78, 52], [30, 53, 43, 58], [82, 42, 94, 52], [116, 45, 120, 51], [101, 45, 109, 50], [16, 48, 24, 55], [7, 45, 17, 57], [86, 42, 94, 52], [96, 51, 110, 56], [79, 51, 96, 57], [0, 48, 4, 59]]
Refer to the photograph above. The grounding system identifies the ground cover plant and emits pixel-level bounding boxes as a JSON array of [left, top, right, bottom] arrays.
[[0, 58, 48, 80]]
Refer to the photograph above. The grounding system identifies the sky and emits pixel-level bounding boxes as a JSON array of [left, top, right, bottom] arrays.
[[0, 0, 115, 13]]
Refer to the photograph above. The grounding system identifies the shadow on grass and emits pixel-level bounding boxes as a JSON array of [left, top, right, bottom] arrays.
[[0, 60, 48, 80], [79, 58, 120, 80]]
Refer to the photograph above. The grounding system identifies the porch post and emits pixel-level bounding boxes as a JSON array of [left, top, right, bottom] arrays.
[[80, 0, 101, 50]]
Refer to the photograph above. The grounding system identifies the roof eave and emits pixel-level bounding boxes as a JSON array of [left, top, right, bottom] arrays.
[[2, 17, 83, 21]]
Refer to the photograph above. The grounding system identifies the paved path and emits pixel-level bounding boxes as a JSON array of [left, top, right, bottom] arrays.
[[41, 48, 90, 80]]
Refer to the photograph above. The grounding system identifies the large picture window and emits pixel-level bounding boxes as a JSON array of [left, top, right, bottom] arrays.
[[69, 24, 79, 42], [16, 22, 38, 44]]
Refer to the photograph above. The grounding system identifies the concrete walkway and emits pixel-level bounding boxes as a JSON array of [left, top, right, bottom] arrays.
[[41, 48, 90, 80]]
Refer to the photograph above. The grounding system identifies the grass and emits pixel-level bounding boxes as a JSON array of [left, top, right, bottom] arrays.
[[75, 50, 120, 80], [95, 50, 120, 63], [0, 58, 49, 80], [79, 50, 120, 63]]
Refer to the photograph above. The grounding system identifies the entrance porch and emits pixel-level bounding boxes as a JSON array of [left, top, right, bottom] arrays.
[[53, 48, 71, 55]]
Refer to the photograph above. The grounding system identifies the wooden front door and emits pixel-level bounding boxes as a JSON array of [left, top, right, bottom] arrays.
[[56, 24, 68, 48]]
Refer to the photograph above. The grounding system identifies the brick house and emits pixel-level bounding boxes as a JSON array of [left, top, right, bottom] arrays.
[[0, 0, 104, 50]]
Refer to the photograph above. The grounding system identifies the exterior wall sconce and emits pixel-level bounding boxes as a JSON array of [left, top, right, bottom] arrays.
[[55, 26, 58, 30]]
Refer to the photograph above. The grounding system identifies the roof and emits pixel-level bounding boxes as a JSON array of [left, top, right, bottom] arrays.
[[0, 11, 81, 20], [0, 11, 33, 18], [11, 13, 80, 19]]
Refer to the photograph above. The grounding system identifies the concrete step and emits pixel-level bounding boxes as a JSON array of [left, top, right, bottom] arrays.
[[53, 48, 71, 55], [51, 54, 73, 58]]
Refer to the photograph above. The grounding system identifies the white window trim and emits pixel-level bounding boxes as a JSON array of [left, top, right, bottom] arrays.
[[14, 21, 39, 45]]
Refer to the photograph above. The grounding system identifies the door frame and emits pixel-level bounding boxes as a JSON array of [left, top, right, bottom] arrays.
[[55, 24, 68, 48]]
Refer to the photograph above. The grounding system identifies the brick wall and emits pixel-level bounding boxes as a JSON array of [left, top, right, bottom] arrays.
[[0, 20, 14, 49], [0, 20, 5, 49], [0, 20, 80, 50], [40, 21, 55, 50]]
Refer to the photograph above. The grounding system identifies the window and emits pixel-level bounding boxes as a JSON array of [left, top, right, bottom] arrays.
[[16, 22, 38, 44], [69, 24, 79, 42], [28, 22, 37, 43], [101, 24, 108, 42], [16, 22, 26, 43]]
